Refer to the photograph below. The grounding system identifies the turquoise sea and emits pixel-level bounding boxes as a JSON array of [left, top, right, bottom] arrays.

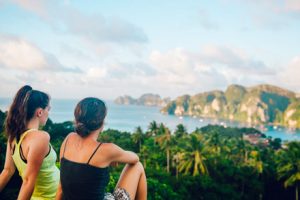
[[0, 98, 299, 141]]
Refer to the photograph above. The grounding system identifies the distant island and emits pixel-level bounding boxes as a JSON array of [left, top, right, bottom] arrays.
[[161, 84, 300, 129], [114, 93, 171, 107]]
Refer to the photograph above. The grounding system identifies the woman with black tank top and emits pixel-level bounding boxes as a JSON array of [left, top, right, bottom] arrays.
[[55, 97, 147, 200]]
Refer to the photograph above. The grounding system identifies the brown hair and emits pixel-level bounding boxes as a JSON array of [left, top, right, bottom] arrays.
[[74, 97, 107, 137], [5, 85, 50, 144]]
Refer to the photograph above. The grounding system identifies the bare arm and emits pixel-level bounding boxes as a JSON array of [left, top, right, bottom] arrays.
[[0, 140, 16, 191], [108, 143, 139, 164], [17, 132, 50, 200], [55, 181, 62, 200], [55, 134, 70, 200]]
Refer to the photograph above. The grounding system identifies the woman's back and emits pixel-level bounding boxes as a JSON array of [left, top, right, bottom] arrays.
[[60, 134, 110, 200], [0, 85, 61, 200], [57, 97, 147, 200], [12, 129, 59, 199]]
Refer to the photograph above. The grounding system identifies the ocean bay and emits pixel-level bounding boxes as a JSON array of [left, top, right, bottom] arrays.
[[0, 98, 299, 141]]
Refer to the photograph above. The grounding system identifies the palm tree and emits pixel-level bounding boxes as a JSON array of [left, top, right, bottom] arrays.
[[207, 130, 221, 154], [174, 124, 187, 139], [246, 150, 263, 174], [230, 136, 253, 165], [206, 130, 221, 165], [276, 141, 300, 200], [140, 145, 149, 169], [132, 126, 144, 153], [172, 152, 184, 179], [229, 137, 263, 198], [147, 120, 158, 137], [179, 133, 209, 176], [157, 123, 166, 136], [155, 123, 172, 173]]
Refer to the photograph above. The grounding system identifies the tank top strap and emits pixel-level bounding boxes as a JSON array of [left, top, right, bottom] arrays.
[[16, 129, 37, 146], [87, 143, 102, 164], [62, 135, 70, 158]]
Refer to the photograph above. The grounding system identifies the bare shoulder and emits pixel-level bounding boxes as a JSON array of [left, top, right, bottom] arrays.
[[24, 130, 50, 154], [63, 132, 77, 142], [100, 143, 123, 155], [101, 142, 119, 150], [27, 130, 50, 142], [60, 132, 77, 153], [100, 142, 138, 164]]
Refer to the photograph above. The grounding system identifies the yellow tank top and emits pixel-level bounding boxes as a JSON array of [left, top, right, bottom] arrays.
[[12, 129, 59, 200]]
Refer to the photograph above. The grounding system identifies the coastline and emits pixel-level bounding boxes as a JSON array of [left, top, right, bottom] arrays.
[[1, 98, 299, 141]]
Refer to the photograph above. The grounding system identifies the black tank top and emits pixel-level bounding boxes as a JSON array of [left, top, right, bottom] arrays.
[[60, 138, 110, 200]]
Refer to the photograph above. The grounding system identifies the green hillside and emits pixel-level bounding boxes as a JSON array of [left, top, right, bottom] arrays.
[[161, 84, 300, 128]]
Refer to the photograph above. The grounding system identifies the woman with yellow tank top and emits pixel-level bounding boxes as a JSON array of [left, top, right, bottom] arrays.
[[0, 85, 59, 199]]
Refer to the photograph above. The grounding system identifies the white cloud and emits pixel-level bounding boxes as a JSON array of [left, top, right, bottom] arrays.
[[225, 0, 300, 31], [150, 48, 213, 76], [202, 45, 274, 75], [148, 47, 230, 94], [2, 1, 149, 63], [106, 62, 156, 79], [1, 1, 148, 46], [63, 10, 148, 44], [0, 35, 81, 72], [232, 0, 300, 13], [0, 0, 52, 19], [284, 0, 300, 12], [149, 45, 274, 89], [0, 35, 47, 70], [150, 49, 197, 86], [86, 67, 107, 79], [11, 0, 47, 14], [144, 44, 300, 97], [1, 43, 299, 99], [58, 9, 148, 59], [278, 55, 300, 91]]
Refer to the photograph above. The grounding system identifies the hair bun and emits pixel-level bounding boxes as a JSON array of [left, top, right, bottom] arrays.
[[74, 97, 107, 137], [75, 123, 90, 137]]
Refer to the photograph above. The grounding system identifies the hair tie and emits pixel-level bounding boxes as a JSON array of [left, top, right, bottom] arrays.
[[23, 90, 32, 105]]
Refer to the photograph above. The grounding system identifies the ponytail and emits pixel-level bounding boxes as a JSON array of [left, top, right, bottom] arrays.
[[5, 85, 32, 144], [5, 85, 49, 144]]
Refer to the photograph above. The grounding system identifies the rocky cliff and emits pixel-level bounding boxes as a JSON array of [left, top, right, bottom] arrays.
[[161, 84, 300, 128], [115, 93, 171, 107]]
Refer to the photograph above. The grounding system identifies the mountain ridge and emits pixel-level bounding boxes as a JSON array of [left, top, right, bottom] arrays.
[[114, 93, 171, 107], [160, 84, 300, 128]]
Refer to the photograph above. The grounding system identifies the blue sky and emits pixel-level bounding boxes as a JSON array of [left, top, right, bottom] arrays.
[[0, 0, 299, 100]]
